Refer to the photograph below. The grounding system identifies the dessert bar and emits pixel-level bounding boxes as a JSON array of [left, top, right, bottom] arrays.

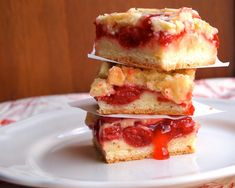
[[90, 62, 195, 115], [95, 8, 219, 71], [86, 113, 199, 163]]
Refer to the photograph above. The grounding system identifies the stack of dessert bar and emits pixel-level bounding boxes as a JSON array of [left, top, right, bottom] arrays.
[[85, 7, 219, 163]]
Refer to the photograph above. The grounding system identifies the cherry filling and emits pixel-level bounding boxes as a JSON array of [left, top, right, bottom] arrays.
[[123, 126, 153, 147], [211, 34, 219, 48], [157, 30, 185, 46], [94, 117, 196, 160], [95, 14, 218, 48], [99, 85, 143, 105], [117, 14, 157, 48], [186, 104, 195, 116], [100, 124, 122, 142], [153, 117, 195, 159]]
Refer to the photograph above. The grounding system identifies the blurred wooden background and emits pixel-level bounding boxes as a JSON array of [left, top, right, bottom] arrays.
[[0, 0, 234, 102]]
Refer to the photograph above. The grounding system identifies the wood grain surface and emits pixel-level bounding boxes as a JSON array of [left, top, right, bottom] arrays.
[[0, 0, 234, 102]]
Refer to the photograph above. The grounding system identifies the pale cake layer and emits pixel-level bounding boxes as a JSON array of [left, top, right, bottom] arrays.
[[95, 34, 217, 71], [90, 62, 195, 105], [94, 133, 196, 163], [97, 92, 192, 115]]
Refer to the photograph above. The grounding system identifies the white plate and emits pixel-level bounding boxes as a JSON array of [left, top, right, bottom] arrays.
[[0, 98, 235, 188]]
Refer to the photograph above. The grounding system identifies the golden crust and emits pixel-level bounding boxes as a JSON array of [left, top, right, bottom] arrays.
[[105, 153, 152, 164], [93, 133, 196, 163], [98, 107, 188, 116], [104, 56, 215, 72], [105, 149, 195, 164], [93, 138, 154, 163]]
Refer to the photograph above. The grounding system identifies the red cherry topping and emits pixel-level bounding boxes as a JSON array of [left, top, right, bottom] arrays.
[[99, 86, 143, 105], [100, 124, 122, 142], [123, 126, 153, 147]]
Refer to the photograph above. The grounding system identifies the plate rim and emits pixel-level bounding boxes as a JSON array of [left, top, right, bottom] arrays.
[[0, 98, 235, 188], [0, 164, 235, 188]]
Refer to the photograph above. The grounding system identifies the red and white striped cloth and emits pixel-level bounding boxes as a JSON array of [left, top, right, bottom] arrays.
[[0, 78, 235, 188], [194, 78, 235, 99]]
